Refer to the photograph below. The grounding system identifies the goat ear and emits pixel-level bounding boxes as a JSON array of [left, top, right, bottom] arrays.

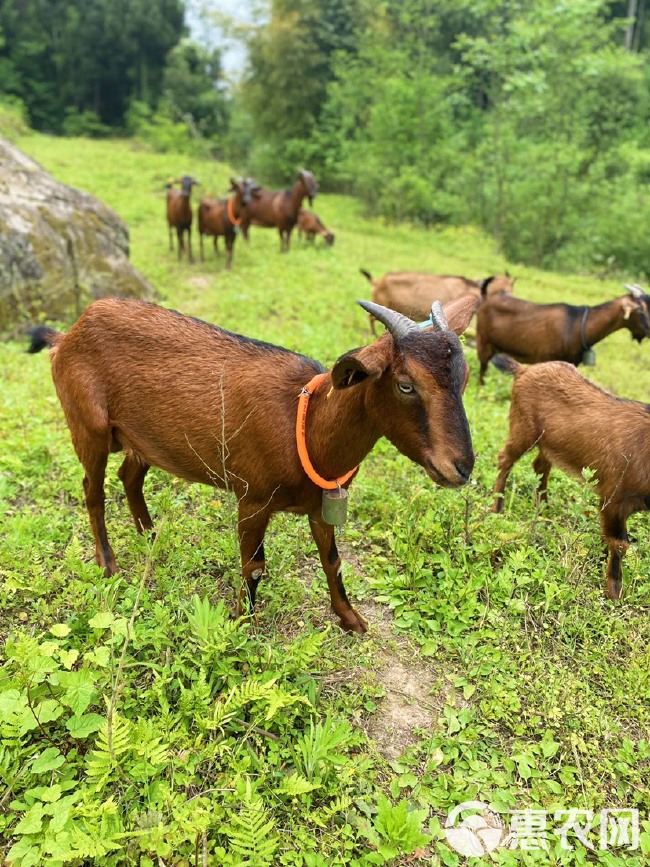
[[442, 294, 480, 335], [331, 348, 379, 390], [621, 297, 636, 320]]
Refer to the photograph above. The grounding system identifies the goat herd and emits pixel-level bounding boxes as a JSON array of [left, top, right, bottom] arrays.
[[27, 171, 650, 633], [165, 169, 334, 270]]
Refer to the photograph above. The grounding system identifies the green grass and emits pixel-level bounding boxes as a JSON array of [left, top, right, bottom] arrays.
[[1, 134, 649, 866]]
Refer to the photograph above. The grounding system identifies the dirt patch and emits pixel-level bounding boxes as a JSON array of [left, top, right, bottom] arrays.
[[358, 600, 452, 761], [185, 275, 213, 290]]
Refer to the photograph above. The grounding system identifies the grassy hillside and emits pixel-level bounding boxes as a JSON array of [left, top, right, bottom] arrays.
[[1, 135, 649, 866]]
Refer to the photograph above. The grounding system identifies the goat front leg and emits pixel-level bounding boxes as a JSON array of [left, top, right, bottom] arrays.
[[236, 502, 271, 620], [199, 232, 205, 262], [309, 515, 367, 634], [118, 455, 152, 533], [176, 227, 184, 261], [187, 226, 194, 263], [168, 224, 174, 252], [225, 233, 234, 270], [600, 505, 628, 601]]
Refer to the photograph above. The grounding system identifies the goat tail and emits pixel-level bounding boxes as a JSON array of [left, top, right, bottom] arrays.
[[359, 268, 373, 283], [490, 354, 523, 377], [479, 276, 495, 297], [26, 326, 61, 354]]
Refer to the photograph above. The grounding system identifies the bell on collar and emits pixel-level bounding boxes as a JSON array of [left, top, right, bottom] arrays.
[[582, 347, 596, 366], [322, 486, 348, 525]]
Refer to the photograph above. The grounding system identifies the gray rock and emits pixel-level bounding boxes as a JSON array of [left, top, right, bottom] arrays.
[[0, 138, 153, 333]]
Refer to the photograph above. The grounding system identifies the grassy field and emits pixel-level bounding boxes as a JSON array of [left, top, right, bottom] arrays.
[[1, 135, 649, 866]]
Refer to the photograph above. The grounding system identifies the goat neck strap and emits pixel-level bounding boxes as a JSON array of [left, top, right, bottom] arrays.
[[227, 196, 241, 226], [296, 373, 358, 490], [580, 307, 590, 351]]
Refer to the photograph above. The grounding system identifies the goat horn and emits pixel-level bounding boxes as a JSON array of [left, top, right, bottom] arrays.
[[625, 283, 646, 298], [357, 300, 419, 341], [429, 300, 448, 332]]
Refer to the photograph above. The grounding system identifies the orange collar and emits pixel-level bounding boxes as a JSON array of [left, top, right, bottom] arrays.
[[227, 196, 241, 226], [296, 373, 358, 490]]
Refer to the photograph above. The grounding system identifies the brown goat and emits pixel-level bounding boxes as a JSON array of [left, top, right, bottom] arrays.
[[476, 285, 650, 384], [297, 209, 335, 246], [240, 170, 318, 252], [166, 175, 200, 262], [491, 355, 650, 601], [361, 269, 514, 335], [28, 295, 478, 634], [197, 178, 256, 269]]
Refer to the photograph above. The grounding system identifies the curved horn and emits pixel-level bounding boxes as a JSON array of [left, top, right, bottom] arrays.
[[357, 300, 419, 341], [625, 283, 646, 299], [429, 300, 448, 332]]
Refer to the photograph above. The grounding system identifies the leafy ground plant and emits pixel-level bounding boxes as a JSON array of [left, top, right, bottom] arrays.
[[0, 134, 649, 865]]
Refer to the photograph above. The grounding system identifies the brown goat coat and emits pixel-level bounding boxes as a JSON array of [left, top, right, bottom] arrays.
[[492, 358, 650, 600], [166, 177, 199, 262], [362, 271, 514, 334], [240, 171, 318, 252], [297, 209, 334, 245], [476, 293, 650, 384], [39, 296, 477, 634]]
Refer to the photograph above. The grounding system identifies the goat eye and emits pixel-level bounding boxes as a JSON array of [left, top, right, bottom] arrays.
[[397, 381, 416, 395]]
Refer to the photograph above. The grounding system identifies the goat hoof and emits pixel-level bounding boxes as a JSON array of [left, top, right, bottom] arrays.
[[339, 608, 368, 635]]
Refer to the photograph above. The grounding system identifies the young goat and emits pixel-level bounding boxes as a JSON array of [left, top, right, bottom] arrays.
[[360, 269, 514, 335], [476, 284, 650, 384], [297, 209, 335, 246], [491, 355, 650, 601], [28, 295, 478, 634], [166, 175, 200, 262], [240, 169, 318, 252], [197, 178, 255, 269]]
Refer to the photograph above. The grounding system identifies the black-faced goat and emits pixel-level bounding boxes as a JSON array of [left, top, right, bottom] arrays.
[[476, 284, 650, 384]]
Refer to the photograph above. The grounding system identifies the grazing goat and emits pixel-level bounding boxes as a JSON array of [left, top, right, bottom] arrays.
[[197, 178, 255, 269], [490, 355, 650, 601], [166, 175, 200, 263], [360, 269, 514, 335], [28, 295, 478, 634], [240, 169, 318, 252], [476, 284, 650, 384], [297, 209, 335, 246]]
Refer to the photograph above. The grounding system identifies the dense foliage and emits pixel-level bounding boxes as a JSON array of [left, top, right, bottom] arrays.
[[238, 0, 650, 275]]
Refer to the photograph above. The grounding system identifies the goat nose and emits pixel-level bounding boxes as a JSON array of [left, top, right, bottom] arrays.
[[454, 460, 472, 482]]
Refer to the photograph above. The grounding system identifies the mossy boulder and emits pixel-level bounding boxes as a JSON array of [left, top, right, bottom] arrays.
[[0, 138, 153, 333]]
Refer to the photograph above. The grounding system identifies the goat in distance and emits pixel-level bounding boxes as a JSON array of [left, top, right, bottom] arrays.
[[197, 178, 256, 269], [166, 174, 200, 263], [360, 269, 514, 335], [28, 294, 478, 635], [476, 284, 650, 384], [490, 354, 650, 602], [240, 169, 318, 252], [297, 209, 335, 246]]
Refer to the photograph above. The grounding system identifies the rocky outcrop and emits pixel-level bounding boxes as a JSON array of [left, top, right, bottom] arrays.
[[0, 138, 153, 332]]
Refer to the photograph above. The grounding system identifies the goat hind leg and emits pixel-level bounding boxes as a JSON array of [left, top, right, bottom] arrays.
[[118, 455, 152, 533], [532, 452, 552, 505], [309, 515, 367, 634], [600, 504, 630, 601], [79, 446, 118, 575]]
